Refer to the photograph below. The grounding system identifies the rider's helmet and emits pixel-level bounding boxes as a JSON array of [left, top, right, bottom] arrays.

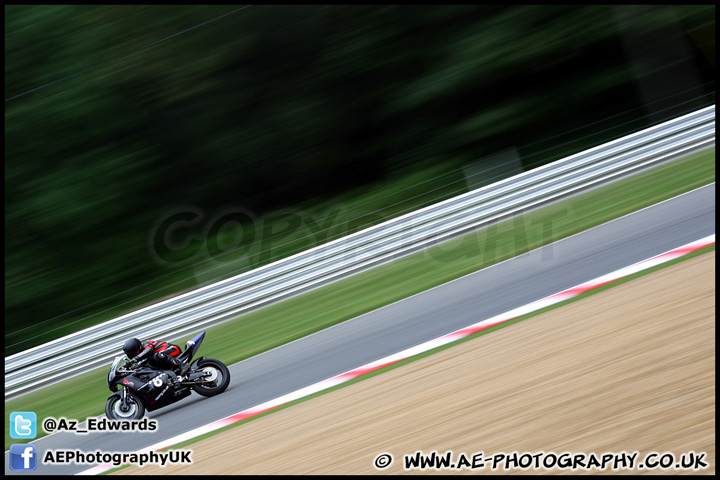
[[123, 338, 143, 358]]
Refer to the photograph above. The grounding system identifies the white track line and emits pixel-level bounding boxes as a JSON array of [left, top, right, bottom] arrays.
[[77, 233, 715, 475]]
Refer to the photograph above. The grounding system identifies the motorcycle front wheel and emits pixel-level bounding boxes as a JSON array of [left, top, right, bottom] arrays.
[[105, 391, 146, 420], [191, 358, 231, 397]]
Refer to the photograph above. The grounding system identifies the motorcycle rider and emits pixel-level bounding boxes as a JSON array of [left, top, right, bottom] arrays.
[[123, 338, 190, 378]]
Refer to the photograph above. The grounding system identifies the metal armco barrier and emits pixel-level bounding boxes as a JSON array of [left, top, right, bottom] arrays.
[[5, 105, 715, 399]]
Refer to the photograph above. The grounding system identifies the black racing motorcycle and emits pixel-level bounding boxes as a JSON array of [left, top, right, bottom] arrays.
[[105, 331, 230, 420]]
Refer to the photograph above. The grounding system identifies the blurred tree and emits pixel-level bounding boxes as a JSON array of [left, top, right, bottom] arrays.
[[4, 5, 715, 354]]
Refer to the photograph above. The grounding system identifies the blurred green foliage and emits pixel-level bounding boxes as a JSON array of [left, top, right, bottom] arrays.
[[4, 5, 715, 355]]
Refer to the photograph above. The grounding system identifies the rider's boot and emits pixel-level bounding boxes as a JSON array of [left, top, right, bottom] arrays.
[[169, 356, 189, 379]]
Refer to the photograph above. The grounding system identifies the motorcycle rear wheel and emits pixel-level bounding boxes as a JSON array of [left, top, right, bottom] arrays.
[[191, 358, 231, 397], [105, 391, 146, 420]]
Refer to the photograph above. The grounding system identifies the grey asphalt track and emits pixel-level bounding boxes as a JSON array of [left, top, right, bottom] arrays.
[[5, 183, 715, 475]]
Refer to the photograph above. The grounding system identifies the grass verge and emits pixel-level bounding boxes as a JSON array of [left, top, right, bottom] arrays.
[[4, 147, 715, 450]]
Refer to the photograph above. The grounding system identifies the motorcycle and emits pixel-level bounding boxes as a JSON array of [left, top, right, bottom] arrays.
[[105, 331, 230, 420]]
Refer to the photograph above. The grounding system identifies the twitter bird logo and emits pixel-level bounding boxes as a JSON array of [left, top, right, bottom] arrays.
[[10, 412, 37, 439]]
